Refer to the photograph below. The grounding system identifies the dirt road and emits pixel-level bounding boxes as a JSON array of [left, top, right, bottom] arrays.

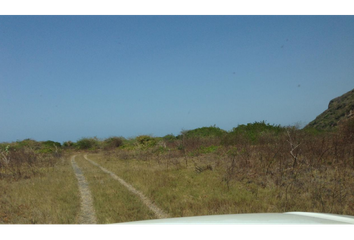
[[83, 154, 169, 219], [71, 155, 97, 224], [70, 154, 169, 223]]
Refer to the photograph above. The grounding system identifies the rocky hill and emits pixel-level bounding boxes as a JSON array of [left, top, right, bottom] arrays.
[[306, 88, 354, 130]]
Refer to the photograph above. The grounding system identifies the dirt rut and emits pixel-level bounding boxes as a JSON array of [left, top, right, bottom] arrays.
[[71, 155, 97, 224]]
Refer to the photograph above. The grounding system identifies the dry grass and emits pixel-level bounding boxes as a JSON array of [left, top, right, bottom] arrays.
[[1, 121, 353, 223], [86, 130, 354, 219], [0, 156, 80, 224], [73, 155, 156, 223], [86, 152, 281, 218]]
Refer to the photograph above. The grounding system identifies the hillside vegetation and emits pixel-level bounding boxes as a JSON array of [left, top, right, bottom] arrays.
[[306, 88, 354, 130], [2, 88, 354, 223]]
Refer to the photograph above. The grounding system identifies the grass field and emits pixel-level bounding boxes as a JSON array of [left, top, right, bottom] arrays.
[[0, 156, 80, 224], [86, 152, 281, 218], [1, 121, 354, 224]]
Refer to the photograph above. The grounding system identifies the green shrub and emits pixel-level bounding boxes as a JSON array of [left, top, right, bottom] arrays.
[[0, 143, 10, 151], [75, 137, 100, 150], [136, 135, 157, 147], [63, 141, 74, 148], [37, 148, 54, 154], [29, 140, 62, 155], [15, 139, 41, 150], [302, 127, 325, 136], [42, 140, 61, 147], [103, 137, 124, 150], [223, 121, 285, 145], [163, 134, 177, 142], [178, 125, 227, 139]]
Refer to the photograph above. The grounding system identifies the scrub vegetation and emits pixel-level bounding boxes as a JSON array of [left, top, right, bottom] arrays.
[[1, 120, 354, 223]]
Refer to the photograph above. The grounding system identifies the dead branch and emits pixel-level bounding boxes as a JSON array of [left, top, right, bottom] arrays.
[[286, 130, 301, 168]]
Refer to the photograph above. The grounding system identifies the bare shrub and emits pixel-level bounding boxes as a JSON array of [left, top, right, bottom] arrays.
[[0, 147, 60, 180]]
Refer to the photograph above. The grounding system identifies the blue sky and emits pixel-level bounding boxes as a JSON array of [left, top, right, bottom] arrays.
[[1, 15, 354, 143]]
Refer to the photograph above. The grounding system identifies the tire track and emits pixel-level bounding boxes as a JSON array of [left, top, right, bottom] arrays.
[[71, 155, 97, 224], [83, 154, 169, 219]]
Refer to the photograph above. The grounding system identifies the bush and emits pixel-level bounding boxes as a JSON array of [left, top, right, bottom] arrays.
[[41, 140, 61, 148], [339, 118, 354, 143], [0, 143, 10, 151], [163, 134, 177, 142], [222, 121, 285, 145], [75, 137, 100, 150], [302, 127, 325, 136], [15, 139, 41, 150], [0, 147, 59, 180], [63, 141, 74, 148], [178, 125, 227, 139], [103, 137, 124, 150], [199, 145, 218, 154], [136, 135, 157, 147], [36, 140, 62, 153]]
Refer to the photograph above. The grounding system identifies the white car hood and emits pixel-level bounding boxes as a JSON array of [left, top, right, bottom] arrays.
[[122, 212, 354, 224]]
